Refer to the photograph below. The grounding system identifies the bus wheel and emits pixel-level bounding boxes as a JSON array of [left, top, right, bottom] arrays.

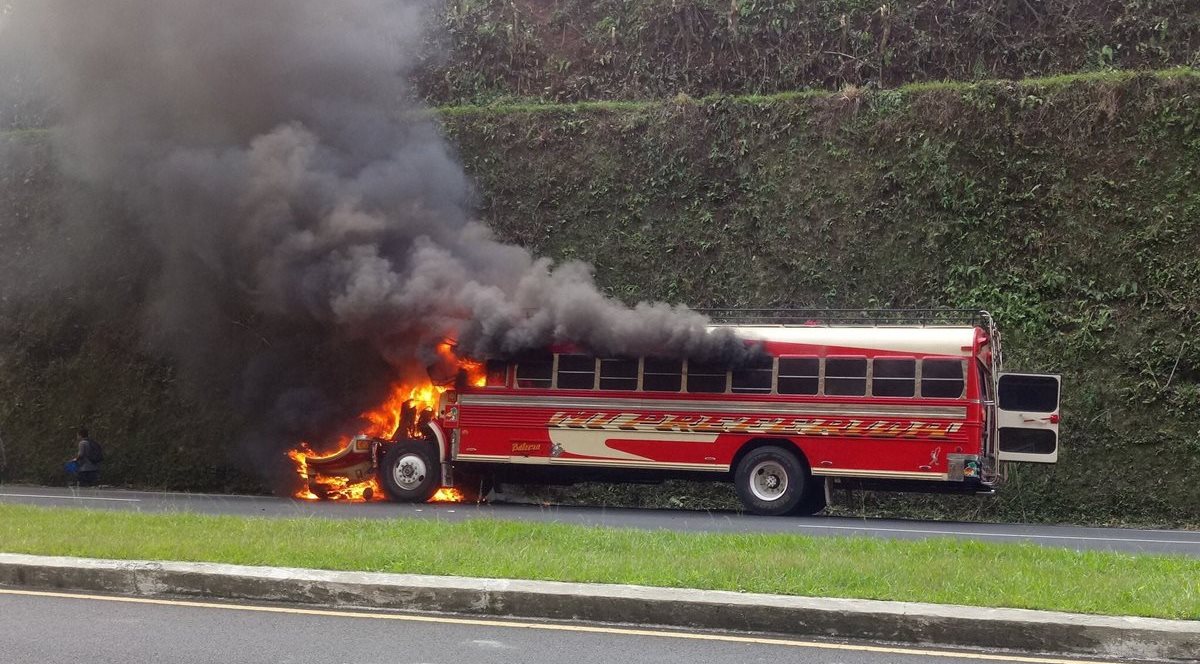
[[379, 441, 440, 503], [734, 446, 807, 516]]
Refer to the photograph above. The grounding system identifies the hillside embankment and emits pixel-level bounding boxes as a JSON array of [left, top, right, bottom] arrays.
[[440, 70, 1200, 525], [413, 0, 1200, 103], [1, 1, 1198, 525]]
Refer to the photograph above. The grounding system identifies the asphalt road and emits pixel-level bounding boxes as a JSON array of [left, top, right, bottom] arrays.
[[0, 589, 1132, 664], [2, 484, 1198, 556]]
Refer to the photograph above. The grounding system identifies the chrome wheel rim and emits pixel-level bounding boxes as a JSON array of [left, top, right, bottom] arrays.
[[392, 454, 428, 491], [749, 460, 788, 502]]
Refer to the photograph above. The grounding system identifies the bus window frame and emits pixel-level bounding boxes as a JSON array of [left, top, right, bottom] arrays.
[[514, 353, 556, 390], [871, 356, 917, 398], [684, 359, 731, 394], [642, 357, 683, 393], [555, 353, 599, 390], [483, 359, 511, 389], [777, 355, 821, 396], [598, 356, 641, 392], [823, 356, 868, 397], [731, 356, 776, 395], [920, 357, 967, 399]]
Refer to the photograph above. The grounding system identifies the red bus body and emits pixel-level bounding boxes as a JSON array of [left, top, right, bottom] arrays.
[[310, 312, 1061, 514]]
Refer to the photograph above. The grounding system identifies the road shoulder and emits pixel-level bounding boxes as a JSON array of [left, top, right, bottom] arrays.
[[1, 552, 1196, 662]]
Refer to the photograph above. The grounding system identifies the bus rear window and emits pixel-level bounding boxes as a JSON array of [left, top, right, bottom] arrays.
[[825, 358, 867, 396], [922, 359, 965, 398], [515, 353, 553, 389], [599, 357, 639, 391], [643, 358, 682, 392], [777, 357, 818, 395], [484, 360, 508, 387]]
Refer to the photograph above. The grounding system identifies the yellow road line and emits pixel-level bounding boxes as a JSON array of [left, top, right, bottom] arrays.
[[0, 588, 1117, 664]]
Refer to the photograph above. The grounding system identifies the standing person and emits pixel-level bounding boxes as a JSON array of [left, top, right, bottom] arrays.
[[68, 428, 102, 487]]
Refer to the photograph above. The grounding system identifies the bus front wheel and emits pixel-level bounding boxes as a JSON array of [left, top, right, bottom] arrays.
[[734, 446, 808, 516], [379, 441, 440, 503]]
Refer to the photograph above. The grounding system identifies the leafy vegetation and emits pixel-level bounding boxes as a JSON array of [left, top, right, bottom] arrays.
[[415, 0, 1200, 103], [3, 504, 1198, 618]]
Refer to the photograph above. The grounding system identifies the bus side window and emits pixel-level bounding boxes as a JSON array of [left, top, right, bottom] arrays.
[[599, 357, 639, 391], [686, 360, 729, 393], [556, 354, 597, 389], [873, 358, 915, 397], [515, 353, 553, 389], [777, 357, 819, 395], [922, 359, 965, 398], [485, 360, 509, 387], [732, 356, 773, 394], [643, 358, 682, 392], [825, 357, 867, 396]]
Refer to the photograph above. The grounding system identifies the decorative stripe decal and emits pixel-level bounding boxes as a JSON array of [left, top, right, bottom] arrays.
[[454, 452, 727, 471], [460, 394, 967, 420], [548, 412, 963, 440]]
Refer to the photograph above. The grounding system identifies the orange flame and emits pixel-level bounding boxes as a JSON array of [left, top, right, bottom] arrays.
[[285, 343, 485, 503], [431, 487, 465, 502]]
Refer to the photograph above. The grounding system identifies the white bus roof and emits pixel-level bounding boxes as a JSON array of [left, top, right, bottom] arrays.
[[721, 325, 979, 357]]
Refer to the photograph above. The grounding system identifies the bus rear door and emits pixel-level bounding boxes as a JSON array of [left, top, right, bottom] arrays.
[[995, 373, 1060, 463]]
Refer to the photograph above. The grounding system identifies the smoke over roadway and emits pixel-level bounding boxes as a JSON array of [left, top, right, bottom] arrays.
[[0, 1, 753, 476]]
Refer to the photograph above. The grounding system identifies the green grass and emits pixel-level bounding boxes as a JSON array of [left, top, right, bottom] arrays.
[[0, 128, 52, 139], [432, 67, 1200, 116], [2, 504, 1198, 619]]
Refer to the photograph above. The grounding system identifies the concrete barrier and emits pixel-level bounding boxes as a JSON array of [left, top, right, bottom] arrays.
[[1, 552, 1196, 661]]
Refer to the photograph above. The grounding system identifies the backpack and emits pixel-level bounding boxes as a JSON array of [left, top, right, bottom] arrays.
[[86, 439, 104, 464]]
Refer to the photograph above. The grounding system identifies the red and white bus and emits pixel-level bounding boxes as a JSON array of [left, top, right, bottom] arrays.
[[308, 310, 1061, 515]]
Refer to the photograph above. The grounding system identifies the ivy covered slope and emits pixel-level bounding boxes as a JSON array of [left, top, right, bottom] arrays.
[[418, 0, 1200, 103], [0, 134, 258, 492], [443, 70, 1200, 525]]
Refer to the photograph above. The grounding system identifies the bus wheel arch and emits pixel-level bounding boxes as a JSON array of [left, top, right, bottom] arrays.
[[731, 438, 813, 516]]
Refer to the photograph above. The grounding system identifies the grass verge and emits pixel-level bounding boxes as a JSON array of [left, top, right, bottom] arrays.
[[434, 66, 1200, 116], [1, 504, 1197, 619]]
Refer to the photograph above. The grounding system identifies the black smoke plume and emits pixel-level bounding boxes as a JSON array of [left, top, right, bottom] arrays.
[[0, 1, 753, 477]]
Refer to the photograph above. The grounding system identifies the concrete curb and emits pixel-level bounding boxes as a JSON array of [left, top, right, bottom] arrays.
[[1, 553, 1197, 661]]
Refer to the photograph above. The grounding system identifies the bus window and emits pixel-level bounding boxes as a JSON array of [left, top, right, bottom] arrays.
[[777, 357, 819, 395], [998, 374, 1058, 412], [825, 357, 867, 396], [731, 356, 773, 394], [643, 358, 682, 392], [515, 353, 553, 389], [873, 358, 915, 397], [599, 357, 639, 391], [556, 354, 597, 389], [484, 360, 508, 387], [921, 359, 965, 398], [687, 360, 729, 393]]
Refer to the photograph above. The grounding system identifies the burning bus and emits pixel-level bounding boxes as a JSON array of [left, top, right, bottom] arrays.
[[291, 310, 1060, 515]]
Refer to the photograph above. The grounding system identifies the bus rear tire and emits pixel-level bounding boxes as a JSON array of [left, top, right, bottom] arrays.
[[379, 441, 440, 503], [734, 446, 808, 516]]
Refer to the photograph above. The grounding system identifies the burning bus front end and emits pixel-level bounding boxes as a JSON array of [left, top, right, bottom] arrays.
[[290, 396, 442, 501], [290, 435, 382, 501]]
